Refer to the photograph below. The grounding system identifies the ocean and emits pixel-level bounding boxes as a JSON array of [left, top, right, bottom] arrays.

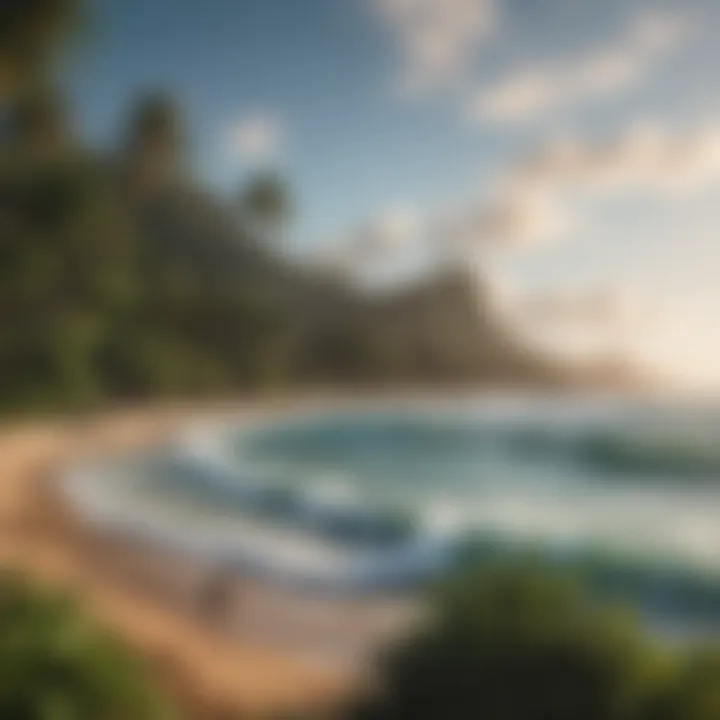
[[61, 394, 720, 631]]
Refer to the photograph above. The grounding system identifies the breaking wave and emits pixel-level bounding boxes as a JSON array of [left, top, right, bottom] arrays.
[[59, 397, 720, 620]]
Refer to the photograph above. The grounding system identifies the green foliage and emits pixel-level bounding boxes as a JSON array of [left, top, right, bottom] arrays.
[[0, 4, 556, 412], [650, 648, 720, 720], [0, 86, 301, 410], [238, 172, 292, 248], [0, 572, 172, 719], [122, 91, 186, 192], [350, 562, 720, 720], [0, 0, 83, 96]]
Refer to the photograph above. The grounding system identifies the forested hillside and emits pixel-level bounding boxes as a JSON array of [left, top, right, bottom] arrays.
[[0, 0, 560, 413]]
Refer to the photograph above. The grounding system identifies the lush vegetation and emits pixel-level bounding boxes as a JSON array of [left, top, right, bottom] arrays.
[[350, 562, 720, 720], [0, 572, 172, 719], [1, 6, 665, 719], [0, 87, 294, 410], [0, 0, 82, 96], [0, 0, 561, 414], [0, 87, 559, 412]]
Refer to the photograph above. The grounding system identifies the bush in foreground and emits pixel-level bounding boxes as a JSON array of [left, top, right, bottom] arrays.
[[0, 571, 172, 719], [350, 562, 720, 720]]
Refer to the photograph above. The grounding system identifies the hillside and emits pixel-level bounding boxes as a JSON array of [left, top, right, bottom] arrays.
[[0, 91, 562, 412]]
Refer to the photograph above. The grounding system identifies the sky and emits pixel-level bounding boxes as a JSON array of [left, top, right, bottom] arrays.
[[69, 0, 720, 385]]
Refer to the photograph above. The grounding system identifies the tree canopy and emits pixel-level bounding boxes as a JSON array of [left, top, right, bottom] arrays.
[[0, 0, 82, 97], [0, 572, 172, 719], [350, 562, 720, 720]]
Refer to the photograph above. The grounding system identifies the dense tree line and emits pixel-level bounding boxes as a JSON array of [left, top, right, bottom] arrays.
[[0, 86, 299, 410], [0, 0, 565, 413], [0, 90, 558, 411]]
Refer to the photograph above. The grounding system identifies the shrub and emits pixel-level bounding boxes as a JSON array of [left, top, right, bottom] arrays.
[[0, 572, 173, 719]]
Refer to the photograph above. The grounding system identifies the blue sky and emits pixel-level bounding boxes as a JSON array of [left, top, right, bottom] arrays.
[[69, 0, 499, 243], [68, 0, 720, 383]]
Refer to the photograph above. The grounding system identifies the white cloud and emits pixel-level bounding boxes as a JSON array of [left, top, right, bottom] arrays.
[[426, 187, 572, 259], [515, 122, 720, 198], [373, 0, 497, 96], [469, 11, 689, 123], [228, 112, 284, 163], [451, 121, 720, 252], [477, 189, 570, 247], [315, 121, 720, 277], [633, 12, 688, 55], [470, 69, 560, 124], [314, 204, 421, 272], [362, 204, 421, 253]]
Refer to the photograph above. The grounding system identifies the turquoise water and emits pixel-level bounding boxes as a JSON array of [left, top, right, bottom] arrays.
[[62, 396, 720, 623]]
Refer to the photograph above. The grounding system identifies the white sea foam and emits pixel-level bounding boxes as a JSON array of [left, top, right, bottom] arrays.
[[58, 397, 720, 596]]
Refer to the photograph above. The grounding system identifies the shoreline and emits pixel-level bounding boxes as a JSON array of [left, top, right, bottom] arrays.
[[1, 389, 711, 716], [0, 402, 377, 718]]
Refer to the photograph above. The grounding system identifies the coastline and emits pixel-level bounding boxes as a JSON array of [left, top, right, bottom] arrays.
[[0, 401, 375, 718], [0, 389, 696, 716]]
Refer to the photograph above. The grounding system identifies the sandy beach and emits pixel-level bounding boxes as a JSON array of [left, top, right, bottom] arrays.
[[0, 400, 398, 719]]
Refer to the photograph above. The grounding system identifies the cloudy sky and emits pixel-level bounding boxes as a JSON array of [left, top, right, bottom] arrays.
[[71, 0, 720, 385]]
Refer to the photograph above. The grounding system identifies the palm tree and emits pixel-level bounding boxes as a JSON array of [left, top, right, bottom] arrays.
[[121, 92, 187, 192], [0, 0, 83, 99], [238, 171, 292, 250]]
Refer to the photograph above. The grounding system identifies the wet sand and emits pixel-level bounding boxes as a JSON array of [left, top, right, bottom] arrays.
[[0, 400, 408, 718]]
